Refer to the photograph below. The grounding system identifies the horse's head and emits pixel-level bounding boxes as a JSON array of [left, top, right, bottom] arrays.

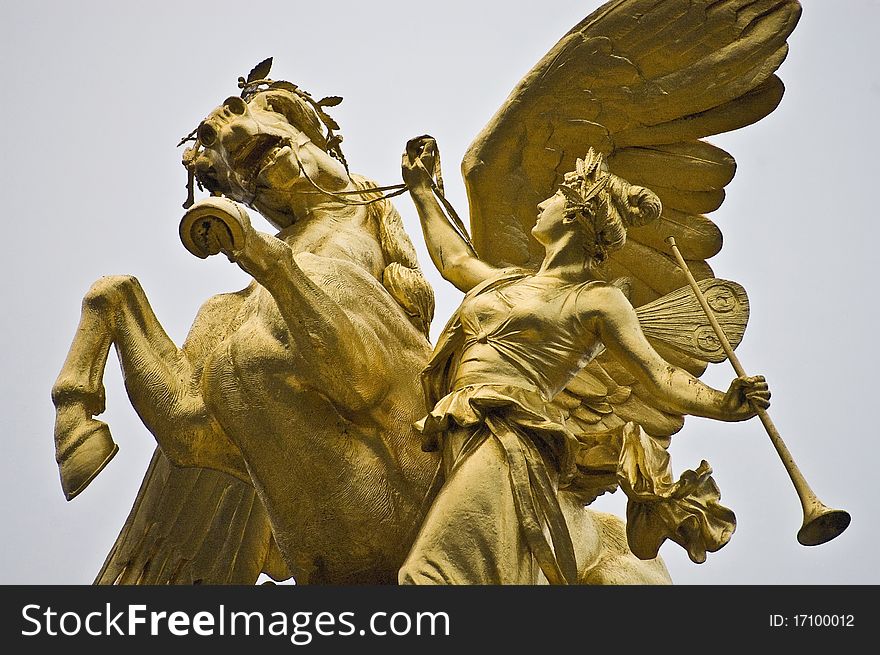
[[180, 63, 435, 338], [183, 85, 347, 229]]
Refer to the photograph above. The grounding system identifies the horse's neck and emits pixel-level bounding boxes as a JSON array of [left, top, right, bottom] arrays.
[[278, 203, 385, 277], [273, 150, 388, 277]]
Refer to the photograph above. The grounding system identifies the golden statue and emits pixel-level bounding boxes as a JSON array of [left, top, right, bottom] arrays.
[[51, 0, 842, 585], [51, 58, 667, 585]]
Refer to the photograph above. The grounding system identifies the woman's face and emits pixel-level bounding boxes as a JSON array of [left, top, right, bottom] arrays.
[[531, 191, 569, 245]]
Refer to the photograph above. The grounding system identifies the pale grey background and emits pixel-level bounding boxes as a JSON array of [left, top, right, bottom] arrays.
[[1, 0, 876, 585]]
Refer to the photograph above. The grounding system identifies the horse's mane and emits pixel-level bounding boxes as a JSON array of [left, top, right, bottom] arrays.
[[352, 174, 434, 337]]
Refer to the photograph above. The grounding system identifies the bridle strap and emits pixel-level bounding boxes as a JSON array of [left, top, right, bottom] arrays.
[[290, 146, 408, 205], [186, 137, 477, 252], [329, 183, 409, 196], [292, 144, 476, 252]]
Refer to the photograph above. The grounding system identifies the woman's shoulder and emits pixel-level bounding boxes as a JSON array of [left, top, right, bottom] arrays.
[[573, 277, 628, 296], [572, 277, 634, 316], [465, 266, 532, 298]]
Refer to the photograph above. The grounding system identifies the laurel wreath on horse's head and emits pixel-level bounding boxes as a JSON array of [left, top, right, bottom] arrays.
[[235, 57, 348, 172], [177, 57, 349, 208]]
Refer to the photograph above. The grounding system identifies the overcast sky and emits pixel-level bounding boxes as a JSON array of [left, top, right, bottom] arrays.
[[1, 1, 877, 586]]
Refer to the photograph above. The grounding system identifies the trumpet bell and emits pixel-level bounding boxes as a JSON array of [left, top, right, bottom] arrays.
[[797, 507, 851, 546]]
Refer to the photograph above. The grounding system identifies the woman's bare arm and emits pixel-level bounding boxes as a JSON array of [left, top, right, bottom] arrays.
[[402, 136, 500, 292], [587, 285, 770, 422]]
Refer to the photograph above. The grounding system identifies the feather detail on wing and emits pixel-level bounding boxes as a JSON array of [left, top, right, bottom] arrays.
[[95, 448, 290, 584], [463, 0, 801, 292]]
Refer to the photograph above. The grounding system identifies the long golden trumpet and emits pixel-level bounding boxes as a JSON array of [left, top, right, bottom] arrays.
[[666, 236, 850, 545]]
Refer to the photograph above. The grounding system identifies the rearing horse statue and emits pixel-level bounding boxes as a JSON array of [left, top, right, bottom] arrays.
[[51, 69, 669, 584]]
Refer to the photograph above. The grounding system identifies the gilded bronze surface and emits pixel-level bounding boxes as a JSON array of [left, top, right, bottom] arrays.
[[48, 0, 845, 585]]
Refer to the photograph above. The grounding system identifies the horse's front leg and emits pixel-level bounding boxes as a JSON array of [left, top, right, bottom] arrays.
[[181, 199, 387, 412], [52, 275, 247, 499]]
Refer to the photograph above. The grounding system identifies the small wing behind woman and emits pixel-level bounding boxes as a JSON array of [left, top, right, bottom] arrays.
[[554, 277, 749, 487]]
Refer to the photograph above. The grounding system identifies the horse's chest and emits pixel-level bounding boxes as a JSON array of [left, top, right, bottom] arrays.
[[199, 289, 289, 402], [226, 287, 288, 345]]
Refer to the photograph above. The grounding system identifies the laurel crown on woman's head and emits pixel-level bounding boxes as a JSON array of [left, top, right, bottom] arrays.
[[557, 148, 613, 239], [558, 148, 609, 214], [556, 147, 661, 267]]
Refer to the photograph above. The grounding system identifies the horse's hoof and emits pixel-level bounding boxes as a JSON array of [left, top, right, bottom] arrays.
[[180, 197, 251, 259], [55, 415, 118, 501]]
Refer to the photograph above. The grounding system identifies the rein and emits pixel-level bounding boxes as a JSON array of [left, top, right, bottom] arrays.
[[290, 145, 476, 252]]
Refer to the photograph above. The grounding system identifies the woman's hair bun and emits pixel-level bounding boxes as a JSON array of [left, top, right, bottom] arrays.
[[621, 184, 662, 228]]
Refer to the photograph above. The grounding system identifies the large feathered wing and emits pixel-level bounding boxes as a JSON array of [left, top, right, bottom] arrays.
[[462, 0, 800, 441], [464, 0, 800, 309], [95, 448, 290, 584]]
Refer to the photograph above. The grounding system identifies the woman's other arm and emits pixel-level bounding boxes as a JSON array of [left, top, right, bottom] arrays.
[[587, 284, 770, 422]]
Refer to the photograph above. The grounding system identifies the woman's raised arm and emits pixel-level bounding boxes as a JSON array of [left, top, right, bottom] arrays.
[[402, 136, 500, 293]]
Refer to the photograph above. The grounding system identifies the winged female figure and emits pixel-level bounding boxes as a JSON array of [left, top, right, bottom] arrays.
[[393, 0, 801, 583], [51, 0, 800, 584], [400, 142, 768, 583]]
